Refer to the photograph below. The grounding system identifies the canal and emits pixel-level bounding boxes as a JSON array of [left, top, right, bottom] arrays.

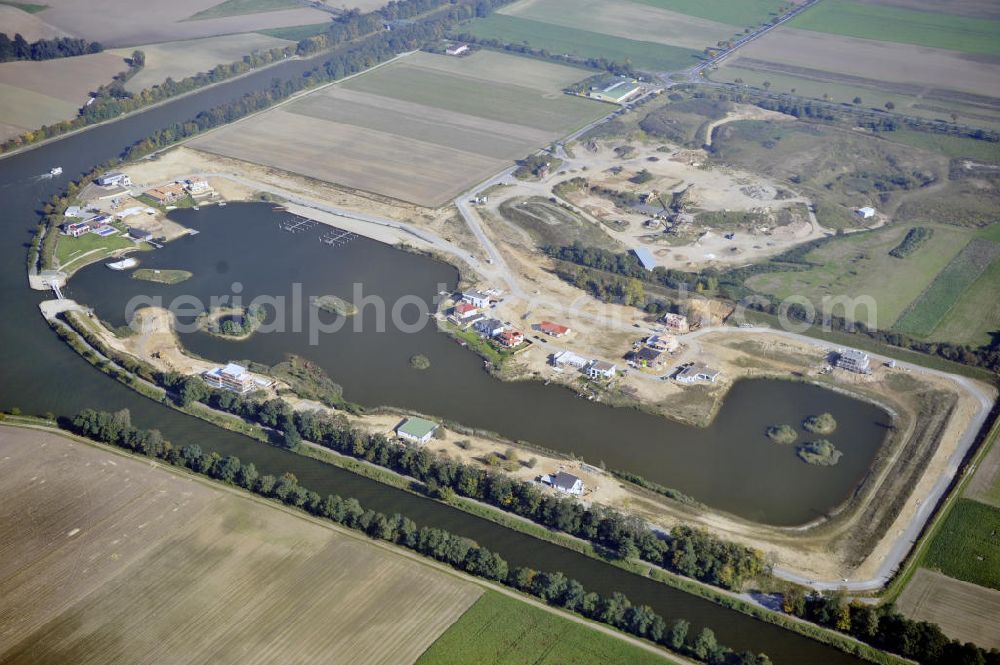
[[0, 56, 865, 663]]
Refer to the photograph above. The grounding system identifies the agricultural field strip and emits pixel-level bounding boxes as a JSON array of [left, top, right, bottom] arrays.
[[897, 569, 1000, 650], [497, 0, 737, 51], [788, 0, 1000, 57], [339, 61, 606, 134], [925, 252, 1000, 347], [288, 87, 553, 160], [627, 0, 793, 28], [400, 50, 593, 93], [893, 238, 1000, 337], [0, 426, 481, 664], [191, 109, 509, 207], [965, 426, 1000, 508], [724, 28, 1000, 98], [460, 15, 701, 72]]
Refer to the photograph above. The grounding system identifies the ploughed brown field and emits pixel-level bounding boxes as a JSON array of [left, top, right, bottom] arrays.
[[897, 569, 1000, 650], [190, 50, 605, 207], [0, 426, 481, 665]]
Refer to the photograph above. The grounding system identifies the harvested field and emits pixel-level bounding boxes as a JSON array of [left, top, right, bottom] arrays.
[[898, 569, 1000, 649], [720, 28, 1000, 99], [892, 238, 1000, 337], [111, 33, 294, 93], [193, 109, 508, 207], [416, 591, 671, 665], [192, 51, 605, 207], [461, 14, 700, 72], [0, 4, 67, 41], [339, 59, 603, 133], [0, 425, 481, 665], [30, 0, 331, 47], [966, 435, 1000, 508], [629, 0, 793, 27], [789, 0, 1000, 56], [0, 52, 128, 141], [290, 88, 553, 160], [498, 0, 737, 51]]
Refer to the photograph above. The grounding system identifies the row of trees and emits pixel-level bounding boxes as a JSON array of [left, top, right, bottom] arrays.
[[0, 33, 102, 62], [148, 369, 768, 591], [67, 407, 770, 665], [782, 589, 999, 665]]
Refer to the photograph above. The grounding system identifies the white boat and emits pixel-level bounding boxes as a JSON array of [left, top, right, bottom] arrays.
[[49, 167, 62, 176], [106, 257, 138, 271]]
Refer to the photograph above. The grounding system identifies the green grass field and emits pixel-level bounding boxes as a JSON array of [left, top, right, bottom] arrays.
[[257, 23, 329, 41], [922, 499, 1000, 591], [882, 131, 1000, 164], [189, 0, 300, 21], [788, 0, 1000, 57], [926, 253, 1000, 346], [0, 1, 48, 12], [629, 0, 788, 27], [55, 228, 145, 272], [892, 238, 1000, 338], [416, 591, 671, 665], [745, 224, 971, 329], [340, 62, 606, 134], [460, 14, 700, 71]]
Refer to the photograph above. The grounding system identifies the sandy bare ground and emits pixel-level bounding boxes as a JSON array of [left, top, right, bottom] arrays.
[[32, 0, 331, 47], [111, 33, 294, 93], [0, 425, 481, 665], [485, 134, 825, 271], [733, 27, 1000, 97], [897, 569, 1000, 649], [0, 5, 68, 41], [500, 0, 736, 51]]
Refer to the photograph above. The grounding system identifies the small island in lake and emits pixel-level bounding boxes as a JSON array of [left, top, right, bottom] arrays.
[[765, 424, 797, 444], [311, 295, 357, 317], [130, 268, 192, 284], [200, 304, 265, 340], [802, 412, 837, 435], [797, 440, 843, 466], [410, 354, 431, 370]]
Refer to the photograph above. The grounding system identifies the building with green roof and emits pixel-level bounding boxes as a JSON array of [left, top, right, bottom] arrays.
[[395, 416, 439, 444]]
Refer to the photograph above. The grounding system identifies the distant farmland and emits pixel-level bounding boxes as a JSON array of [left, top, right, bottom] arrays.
[[460, 14, 700, 71], [192, 51, 606, 207], [494, 0, 737, 51], [630, 0, 793, 27], [0, 426, 480, 665], [788, 0, 1000, 56], [711, 0, 1000, 129]]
